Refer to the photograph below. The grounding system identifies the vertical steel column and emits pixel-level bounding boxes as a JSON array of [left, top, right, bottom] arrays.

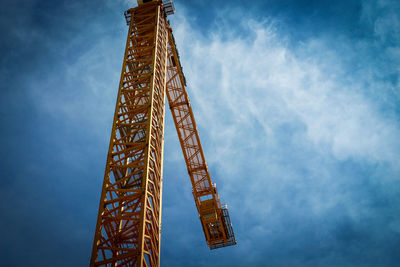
[[91, 1, 168, 266]]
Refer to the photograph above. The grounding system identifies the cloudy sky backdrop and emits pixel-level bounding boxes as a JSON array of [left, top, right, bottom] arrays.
[[1, 0, 400, 266]]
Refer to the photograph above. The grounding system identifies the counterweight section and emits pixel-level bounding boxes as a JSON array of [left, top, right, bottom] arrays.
[[90, 2, 169, 266], [165, 28, 237, 249]]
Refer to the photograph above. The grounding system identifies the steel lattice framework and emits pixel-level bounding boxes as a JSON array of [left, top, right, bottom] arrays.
[[166, 34, 236, 249], [91, 1, 236, 266]]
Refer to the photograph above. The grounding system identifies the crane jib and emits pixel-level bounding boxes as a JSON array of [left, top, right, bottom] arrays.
[[90, 1, 236, 266]]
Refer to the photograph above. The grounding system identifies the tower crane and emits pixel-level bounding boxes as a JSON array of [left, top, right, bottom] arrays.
[[90, 1, 236, 266]]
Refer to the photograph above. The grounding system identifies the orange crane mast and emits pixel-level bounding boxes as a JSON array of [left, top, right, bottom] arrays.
[[90, 1, 236, 266]]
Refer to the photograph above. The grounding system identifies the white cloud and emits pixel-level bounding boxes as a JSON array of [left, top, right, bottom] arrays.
[[361, 0, 400, 42], [171, 11, 400, 171], [165, 6, 400, 240], [12, 1, 400, 264], [25, 4, 400, 227]]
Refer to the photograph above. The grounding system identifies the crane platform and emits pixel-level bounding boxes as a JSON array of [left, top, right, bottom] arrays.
[[210, 205, 237, 249]]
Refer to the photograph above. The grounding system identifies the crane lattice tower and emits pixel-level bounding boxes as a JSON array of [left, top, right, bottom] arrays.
[[90, 1, 236, 266]]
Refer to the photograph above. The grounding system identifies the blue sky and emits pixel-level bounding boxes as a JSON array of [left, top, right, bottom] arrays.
[[1, 0, 400, 266]]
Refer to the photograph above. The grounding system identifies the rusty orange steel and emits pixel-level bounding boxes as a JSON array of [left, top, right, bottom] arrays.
[[91, 1, 236, 266]]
